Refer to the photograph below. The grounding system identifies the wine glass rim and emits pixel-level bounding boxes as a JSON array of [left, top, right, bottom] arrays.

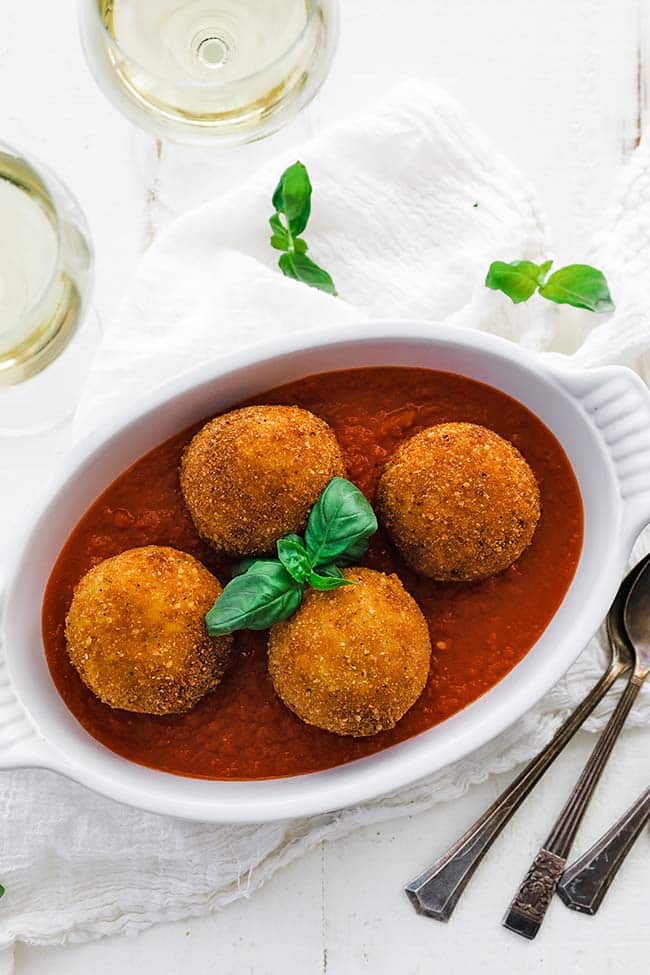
[[87, 0, 323, 91]]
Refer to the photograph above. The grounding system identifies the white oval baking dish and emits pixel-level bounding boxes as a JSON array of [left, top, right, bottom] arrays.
[[3, 321, 650, 823]]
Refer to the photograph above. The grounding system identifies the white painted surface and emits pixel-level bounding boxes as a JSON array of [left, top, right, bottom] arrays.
[[1, 0, 649, 971]]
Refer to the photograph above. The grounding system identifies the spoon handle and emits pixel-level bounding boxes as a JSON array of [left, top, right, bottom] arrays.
[[503, 676, 642, 940], [404, 661, 624, 921], [557, 785, 650, 915]]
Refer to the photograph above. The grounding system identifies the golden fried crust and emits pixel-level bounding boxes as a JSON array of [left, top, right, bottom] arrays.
[[268, 568, 431, 737], [377, 422, 541, 582], [180, 405, 346, 556], [65, 546, 232, 715]]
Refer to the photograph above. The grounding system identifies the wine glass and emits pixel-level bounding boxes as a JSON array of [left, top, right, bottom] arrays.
[[0, 142, 98, 437], [78, 0, 340, 146]]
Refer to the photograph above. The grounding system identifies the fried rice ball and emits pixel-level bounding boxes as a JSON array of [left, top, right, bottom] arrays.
[[65, 546, 232, 715], [180, 405, 346, 556], [268, 568, 431, 737], [376, 422, 541, 582]]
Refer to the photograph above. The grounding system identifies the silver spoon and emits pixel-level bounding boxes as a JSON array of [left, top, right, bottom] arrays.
[[503, 555, 650, 940], [405, 556, 642, 922], [556, 784, 650, 915]]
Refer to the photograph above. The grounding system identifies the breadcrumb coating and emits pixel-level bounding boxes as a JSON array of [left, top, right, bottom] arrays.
[[377, 422, 541, 581], [65, 546, 231, 715], [180, 405, 346, 556], [268, 568, 431, 737]]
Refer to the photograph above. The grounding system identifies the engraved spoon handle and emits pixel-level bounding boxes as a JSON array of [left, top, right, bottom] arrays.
[[404, 661, 624, 921], [503, 676, 642, 940], [557, 785, 650, 915]]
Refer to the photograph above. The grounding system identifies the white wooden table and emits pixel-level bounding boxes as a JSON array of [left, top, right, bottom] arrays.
[[2, 1, 650, 972]]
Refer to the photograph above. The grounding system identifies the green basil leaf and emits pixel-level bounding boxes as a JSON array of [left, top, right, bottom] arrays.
[[279, 252, 337, 296], [277, 535, 312, 584], [269, 213, 289, 252], [231, 557, 277, 578], [305, 477, 378, 567], [307, 569, 352, 591], [282, 533, 304, 546], [205, 563, 303, 635], [539, 264, 615, 313], [313, 563, 344, 579], [269, 218, 308, 254], [0, 884, 4, 899], [272, 161, 312, 236], [485, 260, 551, 304]]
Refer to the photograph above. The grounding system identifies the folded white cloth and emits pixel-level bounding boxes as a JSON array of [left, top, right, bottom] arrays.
[[1, 80, 650, 969]]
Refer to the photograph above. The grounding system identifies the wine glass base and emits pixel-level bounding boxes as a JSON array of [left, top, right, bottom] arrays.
[[0, 306, 103, 437], [133, 109, 316, 218]]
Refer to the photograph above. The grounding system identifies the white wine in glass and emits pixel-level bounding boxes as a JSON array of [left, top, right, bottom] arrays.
[[0, 144, 96, 436], [0, 154, 80, 382], [80, 0, 339, 144]]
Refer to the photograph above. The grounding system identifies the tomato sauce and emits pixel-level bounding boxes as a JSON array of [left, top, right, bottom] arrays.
[[42, 367, 583, 780]]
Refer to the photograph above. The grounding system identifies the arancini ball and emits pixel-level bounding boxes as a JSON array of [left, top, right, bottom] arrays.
[[268, 567, 431, 737], [376, 422, 540, 582], [65, 546, 232, 715], [180, 405, 345, 556]]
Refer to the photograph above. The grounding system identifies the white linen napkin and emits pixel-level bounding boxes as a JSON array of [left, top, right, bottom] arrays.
[[1, 80, 650, 969]]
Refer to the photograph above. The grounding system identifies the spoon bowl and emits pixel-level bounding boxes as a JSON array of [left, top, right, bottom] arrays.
[[624, 558, 650, 678], [606, 555, 645, 670]]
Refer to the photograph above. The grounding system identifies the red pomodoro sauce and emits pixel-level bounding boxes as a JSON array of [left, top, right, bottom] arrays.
[[42, 367, 583, 780]]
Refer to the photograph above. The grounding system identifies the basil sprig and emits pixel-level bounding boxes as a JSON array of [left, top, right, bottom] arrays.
[[205, 478, 377, 636], [486, 260, 614, 313], [270, 161, 337, 296]]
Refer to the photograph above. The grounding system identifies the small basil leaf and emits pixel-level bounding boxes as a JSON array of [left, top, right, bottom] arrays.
[[485, 260, 549, 304], [305, 477, 378, 566], [307, 569, 352, 591], [539, 264, 615, 313], [279, 252, 337, 296], [538, 259, 553, 282], [0, 884, 4, 899], [277, 535, 312, 584], [231, 557, 278, 578], [272, 161, 312, 236], [271, 227, 307, 254], [269, 213, 289, 252], [313, 563, 344, 579], [206, 563, 302, 635], [282, 533, 304, 546]]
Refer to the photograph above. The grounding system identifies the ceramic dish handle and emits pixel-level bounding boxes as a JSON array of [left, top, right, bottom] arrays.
[[551, 364, 650, 548], [0, 579, 66, 774], [0, 663, 60, 771]]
